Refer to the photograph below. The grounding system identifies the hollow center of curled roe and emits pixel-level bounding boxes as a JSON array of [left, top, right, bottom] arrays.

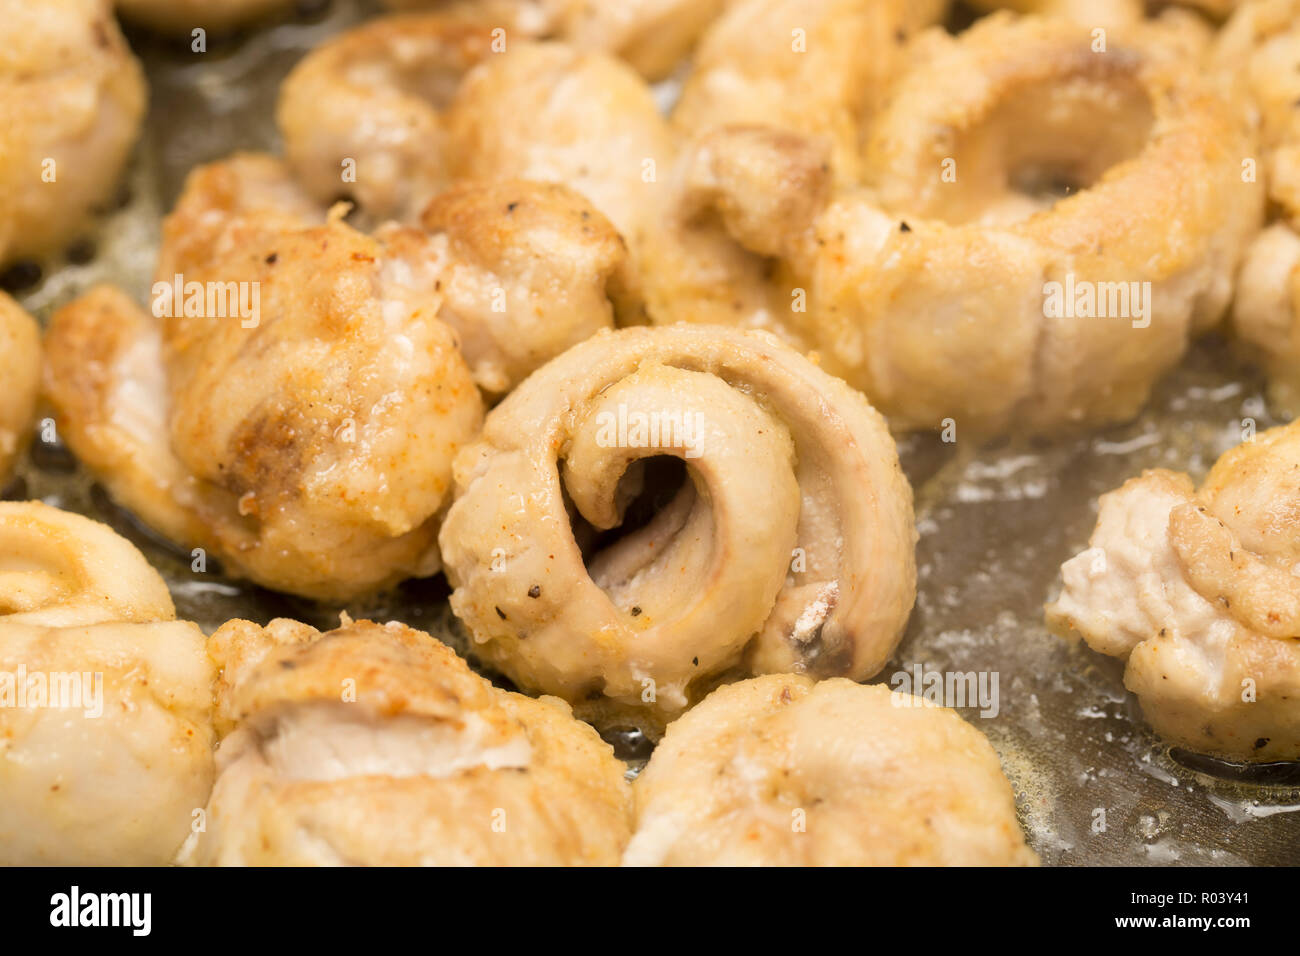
[[875, 49, 1156, 227]]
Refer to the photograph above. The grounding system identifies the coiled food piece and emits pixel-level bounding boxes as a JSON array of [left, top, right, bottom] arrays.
[[1218, 0, 1300, 411], [640, 124, 830, 340], [672, 0, 948, 184], [179, 617, 632, 865], [154, 151, 325, 281], [1214, 0, 1300, 226], [0, 501, 214, 865], [159, 154, 634, 394], [45, 260, 482, 601], [0, 0, 146, 265], [439, 325, 916, 725], [45, 155, 631, 599], [623, 675, 1038, 866], [636, 0, 935, 323], [0, 293, 40, 482], [649, 14, 1263, 436], [45, 155, 483, 600], [277, 13, 675, 246], [277, 13, 498, 224], [1047, 421, 1300, 761]]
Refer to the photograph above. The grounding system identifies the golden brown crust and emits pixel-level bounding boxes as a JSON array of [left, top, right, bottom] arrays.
[[44, 155, 492, 600], [210, 618, 511, 736], [423, 179, 630, 280], [184, 618, 632, 865], [626, 676, 1037, 866], [162, 209, 484, 599], [155, 152, 323, 283], [45, 152, 645, 601]]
